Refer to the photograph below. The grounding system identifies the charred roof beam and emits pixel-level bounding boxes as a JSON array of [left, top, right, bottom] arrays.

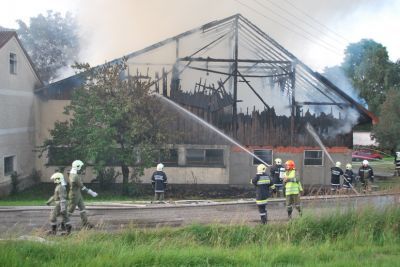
[[178, 57, 291, 65]]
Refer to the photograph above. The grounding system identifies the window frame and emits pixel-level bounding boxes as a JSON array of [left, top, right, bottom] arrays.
[[9, 53, 17, 74], [186, 148, 225, 167], [4, 155, 16, 176], [304, 150, 324, 166], [252, 149, 273, 166]]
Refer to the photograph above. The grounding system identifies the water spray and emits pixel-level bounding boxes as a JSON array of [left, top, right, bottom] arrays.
[[155, 94, 271, 167], [305, 123, 359, 195]]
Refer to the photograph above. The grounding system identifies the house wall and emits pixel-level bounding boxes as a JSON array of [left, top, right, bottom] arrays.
[[0, 36, 40, 194]]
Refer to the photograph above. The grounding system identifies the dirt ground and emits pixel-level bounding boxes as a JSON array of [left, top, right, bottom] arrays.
[[0, 193, 399, 236]]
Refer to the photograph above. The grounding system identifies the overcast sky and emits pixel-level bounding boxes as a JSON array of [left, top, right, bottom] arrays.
[[1, 0, 399, 71]]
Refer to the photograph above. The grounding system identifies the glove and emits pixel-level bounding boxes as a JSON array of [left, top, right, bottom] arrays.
[[87, 189, 98, 197], [46, 201, 51, 206]]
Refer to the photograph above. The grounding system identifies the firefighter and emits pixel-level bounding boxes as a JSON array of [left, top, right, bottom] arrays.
[[67, 160, 98, 228], [251, 164, 275, 224], [343, 163, 355, 190], [151, 163, 168, 203], [358, 160, 374, 193], [330, 161, 344, 193], [394, 152, 400, 176], [46, 172, 71, 235], [270, 158, 285, 197], [283, 160, 303, 219]]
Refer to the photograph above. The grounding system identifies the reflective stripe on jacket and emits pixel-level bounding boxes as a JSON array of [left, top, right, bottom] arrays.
[[251, 174, 275, 205], [284, 169, 303, 195]]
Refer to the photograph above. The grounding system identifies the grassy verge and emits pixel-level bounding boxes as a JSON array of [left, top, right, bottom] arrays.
[[1, 206, 399, 266]]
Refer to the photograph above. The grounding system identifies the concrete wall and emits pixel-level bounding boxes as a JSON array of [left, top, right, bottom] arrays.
[[0, 36, 41, 193]]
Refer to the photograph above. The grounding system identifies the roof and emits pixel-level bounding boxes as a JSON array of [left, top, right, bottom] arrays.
[[36, 14, 376, 124], [0, 30, 43, 87]]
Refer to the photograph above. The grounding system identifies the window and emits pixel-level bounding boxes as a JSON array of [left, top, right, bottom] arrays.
[[157, 149, 178, 166], [186, 149, 224, 166], [304, 150, 323, 166], [253, 149, 272, 165], [9, 53, 17, 74], [4, 156, 15, 175]]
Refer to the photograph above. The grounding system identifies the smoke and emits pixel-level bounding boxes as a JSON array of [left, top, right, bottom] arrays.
[[75, 0, 395, 70]]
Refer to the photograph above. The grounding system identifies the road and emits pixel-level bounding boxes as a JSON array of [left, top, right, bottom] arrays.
[[0, 193, 399, 235]]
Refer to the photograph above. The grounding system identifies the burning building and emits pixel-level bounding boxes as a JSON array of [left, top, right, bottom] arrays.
[[34, 14, 376, 189]]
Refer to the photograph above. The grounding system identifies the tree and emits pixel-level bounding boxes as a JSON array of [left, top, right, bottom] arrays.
[[41, 60, 171, 195], [342, 39, 392, 114], [16, 10, 79, 84], [372, 88, 400, 153]]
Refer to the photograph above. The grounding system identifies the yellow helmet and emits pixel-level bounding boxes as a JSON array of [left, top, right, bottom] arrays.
[[50, 172, 64, 184], [346, 163, 352, 170], [275, 158, 282, 165], [257, 164, 267, 174], [335, 161, 341, 168]]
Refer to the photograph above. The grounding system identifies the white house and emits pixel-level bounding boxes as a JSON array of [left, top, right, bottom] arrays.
[[0, 30, 42, 195]]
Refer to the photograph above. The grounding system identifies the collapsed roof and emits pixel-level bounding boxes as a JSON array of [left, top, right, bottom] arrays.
[[37, 14, 376, 127]]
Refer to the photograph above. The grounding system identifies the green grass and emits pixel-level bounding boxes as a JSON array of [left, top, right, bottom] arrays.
[[1, 206, 399, 266]]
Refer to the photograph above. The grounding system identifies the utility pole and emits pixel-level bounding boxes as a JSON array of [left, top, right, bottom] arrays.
[[232, 15, 239, 138]]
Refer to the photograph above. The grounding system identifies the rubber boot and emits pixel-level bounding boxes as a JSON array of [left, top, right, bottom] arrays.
[[288, 209, 292, 219], [82, 222, 94, 229], [60, 222, 66, 231], [66, 224, 72, 235], [261, 215, 267, 224], [48, 225, 57, 235]]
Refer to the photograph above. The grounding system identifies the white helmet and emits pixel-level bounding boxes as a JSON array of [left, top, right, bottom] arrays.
[[362, 160, 369, 166], [275, 158, 282, 165], [396, 152, 400, 158], [335, 161, 341, 168], [346, 163, 352, 170], [157, 163, 164, 171], [72, 160, 84, 170], [257, 164, 267, 174], [50, 172, 64, 184]]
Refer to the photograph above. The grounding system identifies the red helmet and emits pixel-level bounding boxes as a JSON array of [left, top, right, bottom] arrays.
[[285, 160, 295, 170]]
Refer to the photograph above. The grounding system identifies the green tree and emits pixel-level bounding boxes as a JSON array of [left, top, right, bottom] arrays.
[[342, 39, 393, 114], [41, 60, 171, 195], [16, 10, 79, 84], [372, 88, 400, 152]]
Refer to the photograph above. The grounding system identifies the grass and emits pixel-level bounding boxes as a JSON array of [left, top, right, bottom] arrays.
[[0, 206, 399, 266]]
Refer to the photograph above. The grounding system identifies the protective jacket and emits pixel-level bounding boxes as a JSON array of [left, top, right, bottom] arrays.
[[47, 184, 67, 209], [69, 172, 84, 198], [284, 169, 303, 195], [343, 169, 355, 188], [270, 164, 285, 185], [330, 167, 343, 185], [251, 173, 275, 205], [358, 166, 374, 183], [151, 171, 167, 193]]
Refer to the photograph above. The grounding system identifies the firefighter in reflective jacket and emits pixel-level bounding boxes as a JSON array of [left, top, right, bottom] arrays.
[[330, 162, 344, 193], [151, 163, 168, 202], [343, 163, 355, 190], [283, 160, 303, 219], [270, 158, 285, 197], [251, 164, 275, 224], [358, 160, 374, 193], [47, 172, 71, 235]]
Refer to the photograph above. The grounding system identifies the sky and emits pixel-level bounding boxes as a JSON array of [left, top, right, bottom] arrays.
[[1, 0, 399, 72]]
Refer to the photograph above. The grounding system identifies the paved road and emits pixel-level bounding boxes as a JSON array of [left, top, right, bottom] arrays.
[[0, 193, 399, 235]]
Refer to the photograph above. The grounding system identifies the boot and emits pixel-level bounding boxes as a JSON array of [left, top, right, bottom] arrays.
[[261, 215, 267, 224], [288, 210, 292, 219], [66, 224, 72, 235], [82, 222, 94, 229], [60, 222, 66, 231], [48, 225, 57, 235]]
